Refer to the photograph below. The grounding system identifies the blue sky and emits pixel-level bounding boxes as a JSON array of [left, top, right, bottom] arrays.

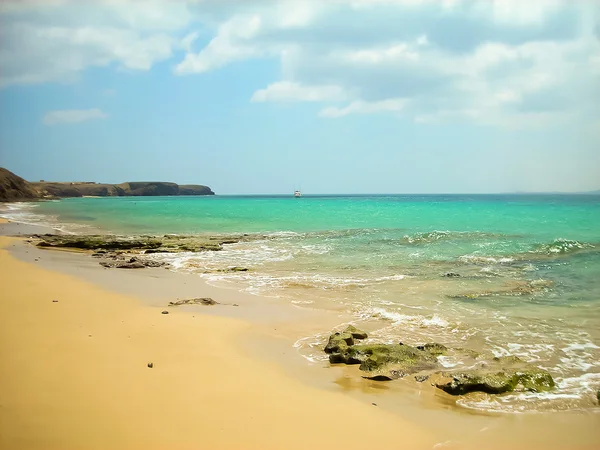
[[0, 0, 598, 194]]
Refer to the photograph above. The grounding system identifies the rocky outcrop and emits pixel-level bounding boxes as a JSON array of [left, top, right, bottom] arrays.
[[179, 184, 214, 196], [31, 181, 215, 198], [323, 327, 556, 394], [29, 233, 262, 270], [435, 356, 555, 395], [117, 182, 180, 196], [99, 256, 167, 269], [32, 234, 253, 253], [0, 168, 40, 201]]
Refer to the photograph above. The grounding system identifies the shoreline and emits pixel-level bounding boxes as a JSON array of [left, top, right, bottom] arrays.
[[0, 229, 437, 450], [1, 216, 599, 449]]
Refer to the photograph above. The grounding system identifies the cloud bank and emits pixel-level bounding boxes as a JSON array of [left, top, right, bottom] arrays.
[[2, 0, 599, 127]]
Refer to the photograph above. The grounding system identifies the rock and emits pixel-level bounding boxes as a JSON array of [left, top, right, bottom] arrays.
[[416, 343, 448, 356], [435, 357, 555, 395], [218, 266, 249, 272], [169, 298, 218, 306], [100, 260, 147, 269], [343, 325, 368, 340], [324, 332, 355, 354], [415, 375, 430, 382], [147, 362, 154, 368], [161, 310, 169, 315], [442, 272, 461, 277], [52, 300, 58, 303], [354, 344, 438, 375], [596, 389, 600, 403], [31, 234, 260, 255]]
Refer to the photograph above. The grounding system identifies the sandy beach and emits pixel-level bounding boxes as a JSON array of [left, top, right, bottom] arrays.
[[1, 217, 598, 450], [0, 221, 434, 450]]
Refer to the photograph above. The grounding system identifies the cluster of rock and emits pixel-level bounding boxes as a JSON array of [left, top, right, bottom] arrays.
[[30, 234, 257, 270], [324, 326, 556, 396]]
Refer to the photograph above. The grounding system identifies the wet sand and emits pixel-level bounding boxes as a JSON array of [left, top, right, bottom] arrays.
[[0, 217, 598, 449]]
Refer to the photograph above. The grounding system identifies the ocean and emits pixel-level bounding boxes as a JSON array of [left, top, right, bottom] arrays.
[[4, 194, 600, 413]]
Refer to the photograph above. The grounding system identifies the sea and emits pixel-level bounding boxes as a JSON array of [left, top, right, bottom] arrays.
[[3, 194, 600, 413]]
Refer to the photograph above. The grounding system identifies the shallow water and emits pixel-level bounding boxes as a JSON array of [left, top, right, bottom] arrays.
[[3, 194, 600, 412]]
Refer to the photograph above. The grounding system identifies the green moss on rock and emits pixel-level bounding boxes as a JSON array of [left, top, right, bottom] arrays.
[[343, 325, 368, 340]]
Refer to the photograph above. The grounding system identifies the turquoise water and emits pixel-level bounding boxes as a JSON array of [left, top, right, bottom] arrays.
[[4, 194, 600, 412]]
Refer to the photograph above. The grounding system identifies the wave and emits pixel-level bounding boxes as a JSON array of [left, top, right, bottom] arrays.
[[530, 238, 595, 256], [402, 230, 508, 245]]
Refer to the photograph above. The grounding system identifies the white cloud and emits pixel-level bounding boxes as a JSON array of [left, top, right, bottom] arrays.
[[175, 14, 264, 74], [43, 108, 108, 125], [0, 0, 189, 87], [2, 0, 598, 130], [319, 98, 407, 118], [251, 82, 346, 102]]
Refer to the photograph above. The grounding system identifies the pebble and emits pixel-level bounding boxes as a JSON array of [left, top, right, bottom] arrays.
[[161, 310, 169, 314], [147, 362, 154, 368], [52, 300, 58, 303]]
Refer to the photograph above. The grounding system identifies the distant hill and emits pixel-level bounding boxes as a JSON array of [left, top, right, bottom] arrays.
[[0, 167, 214, 201], [0, 167, 41, 201]]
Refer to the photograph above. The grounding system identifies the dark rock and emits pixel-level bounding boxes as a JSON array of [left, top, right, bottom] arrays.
[[100, 260, 147, 269], [147, 362, 153, 368], [371, 403, 377, 406], [169, 298, 218, 306], [442, 272, 461, 277], [416, 343, 448, 356], [52, 300, 58, 303], [597, 389, 600, 403], [0, 167, 41, 201], [343, 325, 368, 340], [355, 344, 438, 374], [435, 357, 555, 395], [415, 375, 430, 382], [324, 332, 355, 354], [161, 310, 169, 315], [219, 266, 249, 272]]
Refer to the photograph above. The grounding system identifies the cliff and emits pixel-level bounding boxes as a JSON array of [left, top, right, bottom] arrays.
[[0, 168, 41, 201], [0, 168, 215, 201]]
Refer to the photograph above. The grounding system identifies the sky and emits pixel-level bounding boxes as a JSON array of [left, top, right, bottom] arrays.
[[0, 0, 599, 195]]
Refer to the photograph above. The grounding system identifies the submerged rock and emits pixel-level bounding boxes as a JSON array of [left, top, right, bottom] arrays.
[[417, 343, 448, 356], [435, 356, 555, 395], [322, 326, 555, 397]]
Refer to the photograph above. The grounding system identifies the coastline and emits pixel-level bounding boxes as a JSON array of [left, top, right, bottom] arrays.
[[0, 226, 435, 450], [0, 216, 599, 449]]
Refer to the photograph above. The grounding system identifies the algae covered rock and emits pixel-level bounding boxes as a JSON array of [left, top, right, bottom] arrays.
[[324, 332, 355, 354], [417, 343, 448, 356], [343, 325, 368, 340], [436, 368, 555, 395], [355, 344, 439, 380]]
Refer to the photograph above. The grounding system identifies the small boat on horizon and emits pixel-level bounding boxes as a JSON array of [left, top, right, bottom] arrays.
[[294, 190, 302, 198]]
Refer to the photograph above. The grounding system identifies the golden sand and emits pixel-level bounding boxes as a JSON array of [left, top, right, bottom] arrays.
[[0, 236, 433, 450]]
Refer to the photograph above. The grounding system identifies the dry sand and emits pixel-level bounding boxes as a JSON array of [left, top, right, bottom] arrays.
[[0, 235, 434, 450]]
